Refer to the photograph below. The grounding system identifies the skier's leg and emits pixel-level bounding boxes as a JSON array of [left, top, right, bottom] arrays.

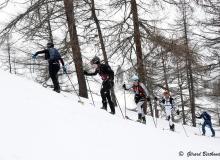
[[208, 121, 215, 136], [165, 108, 174, 130], [106, 90, 115, 114], [53, 64, 60, 92], [202, 122, 206, 135], [140, 101, 146, 124], [100, 85, 107, 110], [105, 81, 115, 114], [49, 64, 60, 92], [137, 101, 144, 122]]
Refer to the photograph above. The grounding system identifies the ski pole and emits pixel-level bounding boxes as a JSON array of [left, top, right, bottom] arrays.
[[198, 123, 202, 135], [124, 88, 128, 118], [85, 76, 95, 107], [181, 123, 189, 137], [148, 98, 157, 128], [65, 72, 83, 104], [153, 98, 158, 127], [115, 96, 125, 119]]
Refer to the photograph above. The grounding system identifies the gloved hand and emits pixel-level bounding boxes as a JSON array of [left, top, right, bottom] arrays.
[[146, 97, 151, 102], [83, 70, 88, 75], [32, 53, 37, 59], [62, 65, 67, 73], [122, 84, 126, 90], [176, 109, 180, 115]]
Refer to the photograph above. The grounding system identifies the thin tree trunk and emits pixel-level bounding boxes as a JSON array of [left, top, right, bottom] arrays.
[[177, 61, 186, 124], [46, 1, 53, 43], [181, 0, 196, 126], [7, 35, 12, 73], [161, 50, 170, 92], [90, 0, 107, 63], [63, 0, 88, 98], [131, 0, 151, 116], [130, 0, 146, 83], [90, 0, 117, 106]]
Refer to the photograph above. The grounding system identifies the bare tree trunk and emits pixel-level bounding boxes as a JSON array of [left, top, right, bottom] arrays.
[[90, 0, 107, 63], [63, 0, 88, 98], [90, 0, 117, 106], [130, 0, 151, 116], [46, 1, 53, 43], [177, 60, 186, 124], [161, 50, 170, 92], [181, 0, 196, 126], [130, 0, 146, 83], [7, 35, 12, 73]]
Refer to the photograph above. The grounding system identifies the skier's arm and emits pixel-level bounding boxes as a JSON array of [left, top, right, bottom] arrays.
[[59, 57, 65, 66], [84, 69, 98, 76], [171, 98, 176, 109], [35, 49, 48, 56], [159, 99, 165, 108], [196, 114, 202, 119], [139, 83, 149, 96], [123, 84, 133, 90]]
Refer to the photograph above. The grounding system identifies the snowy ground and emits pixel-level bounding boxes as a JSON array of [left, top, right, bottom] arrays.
[[0, 70, 220, 160]]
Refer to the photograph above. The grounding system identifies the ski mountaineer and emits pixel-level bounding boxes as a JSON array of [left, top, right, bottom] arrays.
[[196, 111, 215, 137], [83, 56, 115, 114], [160, 91, 178, 131], [122, 75, 149, 124], [32, 42, 67, 93]]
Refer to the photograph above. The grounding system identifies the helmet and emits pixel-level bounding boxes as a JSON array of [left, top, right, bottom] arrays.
[[47, 42, 54, 48], [90, 56, 100, 64], [131, 75, 139, 82]]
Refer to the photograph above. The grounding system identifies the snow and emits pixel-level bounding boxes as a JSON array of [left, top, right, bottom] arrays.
[[0, 69, 220, 160]]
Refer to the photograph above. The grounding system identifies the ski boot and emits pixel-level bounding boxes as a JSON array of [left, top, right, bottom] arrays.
[[136, 114, 142, 123], [170, 124, 175, 131], [101, 102, 107, 111], [109, 110, 115, 115], [54, 87, 60, 93], [142, 116, 146, 124]]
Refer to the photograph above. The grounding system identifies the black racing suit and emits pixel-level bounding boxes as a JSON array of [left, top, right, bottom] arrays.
[[84, 64, 115, 113], [35, 48, 64, 92]]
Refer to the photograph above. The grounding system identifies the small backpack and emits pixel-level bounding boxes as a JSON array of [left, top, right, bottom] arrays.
[[45, 48, 61, 61], [203, 112, 211, 121]]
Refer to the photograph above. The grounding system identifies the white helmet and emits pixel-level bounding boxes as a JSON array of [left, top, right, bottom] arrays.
[[131, 75, 139, 82]]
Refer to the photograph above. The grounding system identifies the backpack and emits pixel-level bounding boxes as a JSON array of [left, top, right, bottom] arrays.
[[203, 112, 211, 121], [45, 48, 61, 61], [132, 84, 146, 97], [98, 64, 114, 80]]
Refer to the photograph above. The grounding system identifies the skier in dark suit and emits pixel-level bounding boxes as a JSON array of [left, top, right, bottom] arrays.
[[32, 42, 66, 93], [84, 56, 115, 114], [196, 111, 215, 137]]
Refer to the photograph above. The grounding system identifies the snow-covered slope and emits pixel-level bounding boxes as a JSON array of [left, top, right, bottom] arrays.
[[0, 70, 219, 160]]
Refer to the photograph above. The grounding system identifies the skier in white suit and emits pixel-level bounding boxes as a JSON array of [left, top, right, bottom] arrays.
[[160, 91, 179, 131]]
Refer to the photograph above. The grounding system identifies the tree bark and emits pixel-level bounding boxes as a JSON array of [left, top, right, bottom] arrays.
[[90, 0, 117, 106], [161, 50, 170, 92], [63, 0, 88, 98], [181, 0, 196, 126], [7, 35, 12, 73], [130, 0, 146, 83], [177, 60, 186, 125]]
